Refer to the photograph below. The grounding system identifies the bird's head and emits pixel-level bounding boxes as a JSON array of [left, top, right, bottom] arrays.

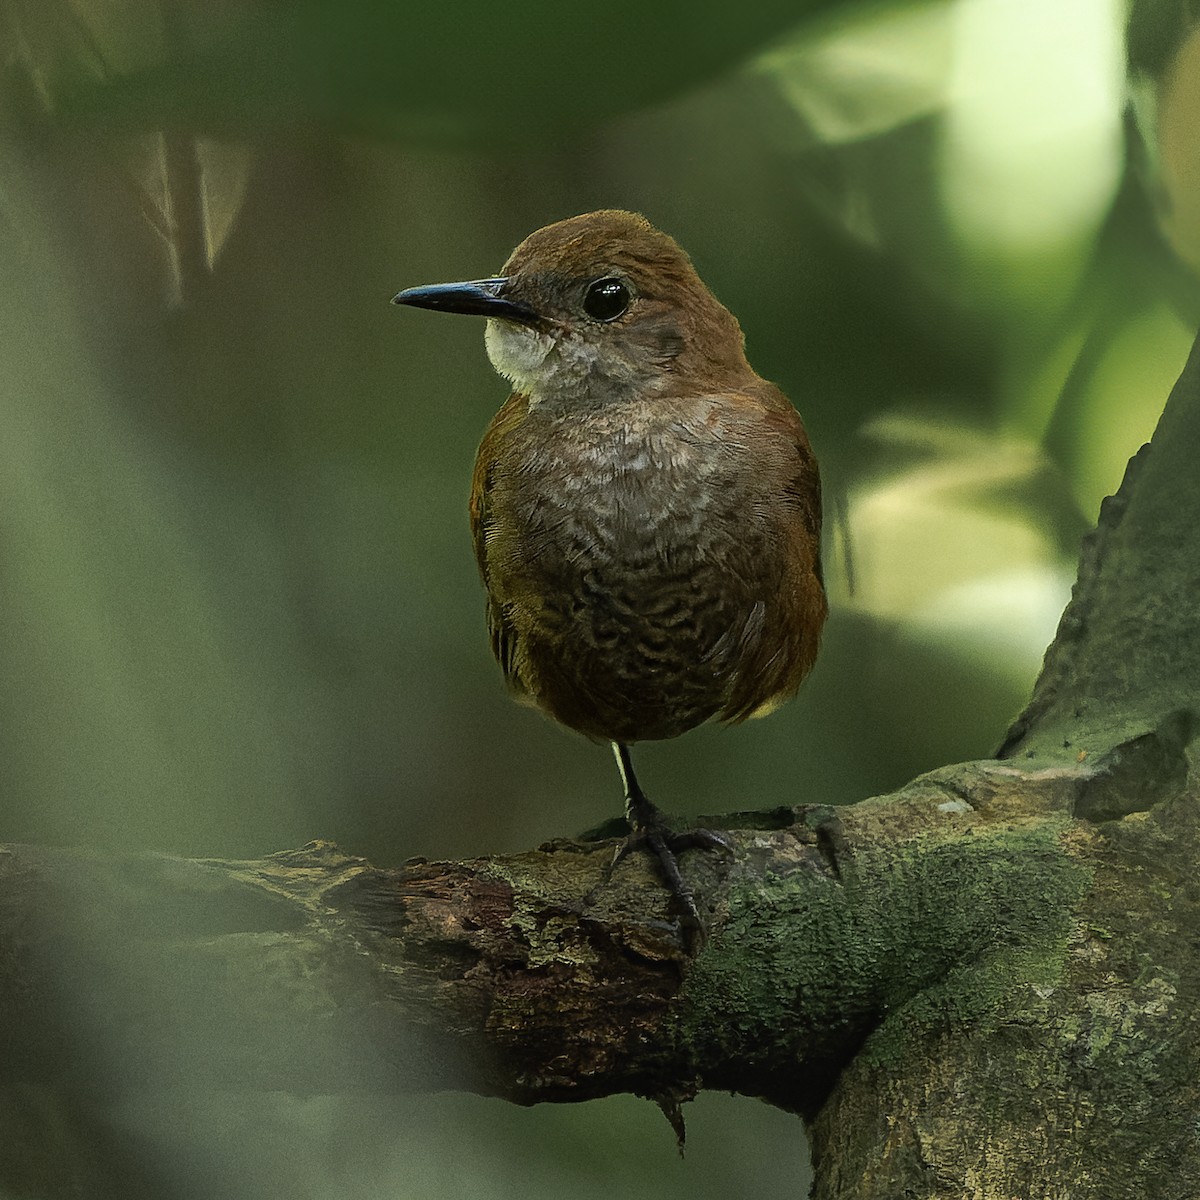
[[393, 210, 751, 407]]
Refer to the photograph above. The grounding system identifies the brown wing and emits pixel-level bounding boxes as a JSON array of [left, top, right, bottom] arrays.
[[469, 392, 530, 689], [719, 380, 827, 722], [762, 388, 824, 589]]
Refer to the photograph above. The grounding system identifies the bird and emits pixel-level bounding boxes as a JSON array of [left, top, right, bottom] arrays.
[[392, 210, 826, 921]]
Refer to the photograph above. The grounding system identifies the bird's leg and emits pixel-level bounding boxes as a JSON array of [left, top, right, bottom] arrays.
[[609, 741, 731, 922]]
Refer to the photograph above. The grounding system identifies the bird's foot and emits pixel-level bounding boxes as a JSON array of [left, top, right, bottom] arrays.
[[612, 793, 732, 924]]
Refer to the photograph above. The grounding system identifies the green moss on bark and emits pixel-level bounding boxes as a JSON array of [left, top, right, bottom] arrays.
[[672, 821, 1091, 1110]]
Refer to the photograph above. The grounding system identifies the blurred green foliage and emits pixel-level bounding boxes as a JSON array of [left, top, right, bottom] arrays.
[[59, 0, 844, 137], [2, 0, 1199, 1197]]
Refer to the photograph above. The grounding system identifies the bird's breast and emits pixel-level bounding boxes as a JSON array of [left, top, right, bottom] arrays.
[[501, 405, 749, 591], [477, 397, 819, 741]]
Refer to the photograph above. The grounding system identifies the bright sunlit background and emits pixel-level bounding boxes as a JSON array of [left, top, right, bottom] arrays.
[[3, 0, 1199, 1196]]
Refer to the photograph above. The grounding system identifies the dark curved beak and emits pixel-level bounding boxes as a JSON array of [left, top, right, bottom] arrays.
[[391, 277, 539, 326]]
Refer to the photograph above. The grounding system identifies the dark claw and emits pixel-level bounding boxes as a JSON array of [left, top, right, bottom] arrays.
[[614, 795, 733, 923], [603, 742, 733, 933], [613, 828, 694, 912]]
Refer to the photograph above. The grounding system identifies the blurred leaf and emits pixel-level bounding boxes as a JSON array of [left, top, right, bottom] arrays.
[[759, 0, 954, 145], [1126, 0, 1200, 275], [0, 5, 254, 308], [1127, 0, 1200, 79], [1039, 167, 1200, 509], [56, 0, 862, 139], [1153, 23, 1200, 274], [839, 411, 1079, 685], [933, 0, 1127, 331]]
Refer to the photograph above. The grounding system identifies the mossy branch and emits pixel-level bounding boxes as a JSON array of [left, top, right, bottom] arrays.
[[0, 764, 1103, 1115]]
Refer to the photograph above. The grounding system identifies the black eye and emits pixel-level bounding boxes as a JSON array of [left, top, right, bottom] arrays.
[[583, 277, 631, 322]]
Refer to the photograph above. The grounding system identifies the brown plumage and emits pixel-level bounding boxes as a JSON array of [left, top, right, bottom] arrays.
[[394, 210, 826, 921]]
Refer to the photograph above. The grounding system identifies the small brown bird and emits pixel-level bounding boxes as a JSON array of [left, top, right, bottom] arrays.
[[393, 210, 826, 917]]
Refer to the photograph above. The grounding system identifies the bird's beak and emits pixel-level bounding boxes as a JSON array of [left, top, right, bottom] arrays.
[[391, 277, 539, 326]]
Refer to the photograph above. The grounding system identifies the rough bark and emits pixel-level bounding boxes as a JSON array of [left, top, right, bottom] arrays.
[[0, 783, 1080, 1107], [4, 341, 1200, 1198]]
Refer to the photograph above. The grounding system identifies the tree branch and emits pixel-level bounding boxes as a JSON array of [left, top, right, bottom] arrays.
[[2, 766, 1086, 1113]]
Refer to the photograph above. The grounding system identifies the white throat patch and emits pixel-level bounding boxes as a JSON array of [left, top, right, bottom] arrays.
[[485, 319, 660, 407], [484, 320, 553, 393]]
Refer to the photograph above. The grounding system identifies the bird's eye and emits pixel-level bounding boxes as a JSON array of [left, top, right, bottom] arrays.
[[583, 277, 631, 322]]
